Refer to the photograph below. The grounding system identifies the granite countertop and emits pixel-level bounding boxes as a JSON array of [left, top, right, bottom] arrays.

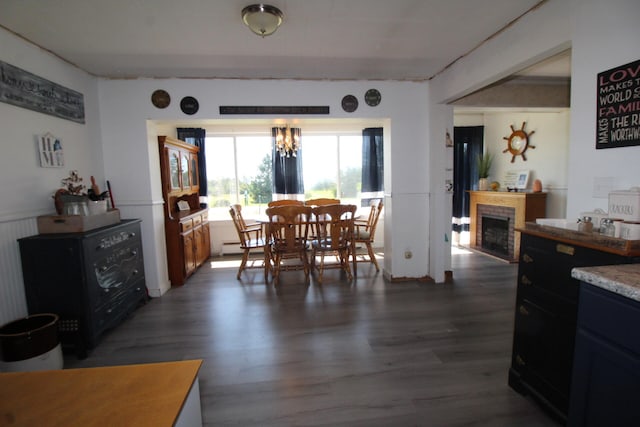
[[572, 264, 640, 302]]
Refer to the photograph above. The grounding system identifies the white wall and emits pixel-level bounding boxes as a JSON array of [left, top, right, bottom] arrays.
[[0, 29, 101, 325], [455, 110, 571, 219], [97, 78, 438, 291], [3, 0, 639, 323], [566, 0, 640, 217], [431, 0, 640, 224]]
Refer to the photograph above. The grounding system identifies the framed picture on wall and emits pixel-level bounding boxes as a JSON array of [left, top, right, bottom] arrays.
[[37, 132, 64, 168]]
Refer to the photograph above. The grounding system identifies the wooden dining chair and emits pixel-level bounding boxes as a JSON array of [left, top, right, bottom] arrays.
[[267, 200, 304, 207], [265, 204, 313, 285], [310, 204, 356, 284], [352, 199, 383, 274], [229, 204, 268, 280], [305, 198, 340, 206]]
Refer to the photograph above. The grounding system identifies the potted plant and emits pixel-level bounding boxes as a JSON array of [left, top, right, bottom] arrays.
[[52, 171, 109, 215], [52, 170, 87, 214], [476, 152, 493, 191]]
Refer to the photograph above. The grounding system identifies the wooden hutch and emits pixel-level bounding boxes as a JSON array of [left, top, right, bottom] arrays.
[[158, 136, 210, 286]]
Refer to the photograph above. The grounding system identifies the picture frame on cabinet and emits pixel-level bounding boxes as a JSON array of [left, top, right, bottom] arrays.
[[177, 200, 190, 211], [503, 170, 530, 190], [37, 132, 64, 168]]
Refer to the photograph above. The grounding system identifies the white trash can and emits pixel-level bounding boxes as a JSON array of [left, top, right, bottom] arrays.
[[0, 313, 63, 372]]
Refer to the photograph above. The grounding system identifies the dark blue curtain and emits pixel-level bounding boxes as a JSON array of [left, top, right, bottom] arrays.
[[176, 128, 207, 199], [452, 126, 483, 233], [271, 127, 304, 198], [361, 127, 384, 207]]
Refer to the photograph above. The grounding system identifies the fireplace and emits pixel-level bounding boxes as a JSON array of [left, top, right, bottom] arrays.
[[469, 191, 547, 262], [482, 215, 510, 256]]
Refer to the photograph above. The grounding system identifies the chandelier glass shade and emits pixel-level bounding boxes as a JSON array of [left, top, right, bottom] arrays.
[[275, 125, 301, 157], [241, 4, 284, 37]]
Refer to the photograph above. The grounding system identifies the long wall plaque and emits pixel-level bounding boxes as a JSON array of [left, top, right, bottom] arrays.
[[596, 58, 640, 149], [220, 106, 329, 115], [0, 60, 85, 124]]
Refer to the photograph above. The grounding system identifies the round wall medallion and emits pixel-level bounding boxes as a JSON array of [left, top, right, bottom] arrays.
[[151, 89, 171, 109], [180, 96, 199, 115], [341, 95, 358, 113], [365, 89, 381, 107]]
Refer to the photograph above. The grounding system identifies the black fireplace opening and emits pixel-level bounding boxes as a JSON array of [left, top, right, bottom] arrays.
[[482, 215, 509, 256]]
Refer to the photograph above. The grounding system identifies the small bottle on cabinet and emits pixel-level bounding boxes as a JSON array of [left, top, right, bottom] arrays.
[[599, 219, 615, 237], [578, 216, 593, 233]]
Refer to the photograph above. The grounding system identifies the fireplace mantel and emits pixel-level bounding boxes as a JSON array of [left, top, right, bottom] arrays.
[[469, 191, 547, 261]]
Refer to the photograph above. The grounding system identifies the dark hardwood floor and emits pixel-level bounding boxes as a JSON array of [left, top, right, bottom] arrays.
[[65, 249, 560, 426]]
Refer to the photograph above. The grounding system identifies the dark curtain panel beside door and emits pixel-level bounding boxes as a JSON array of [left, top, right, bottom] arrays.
[[176, 128, 208, 198], [271, 127, 304, 199], [452, 126, 483, 233], [361, 127, 384, 207]]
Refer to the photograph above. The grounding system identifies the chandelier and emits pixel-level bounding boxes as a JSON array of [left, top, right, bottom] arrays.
[[275, 125, 300, 157]]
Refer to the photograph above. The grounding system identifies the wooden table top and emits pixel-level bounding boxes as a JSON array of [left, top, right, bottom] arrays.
[[0, 359, 202, 427]]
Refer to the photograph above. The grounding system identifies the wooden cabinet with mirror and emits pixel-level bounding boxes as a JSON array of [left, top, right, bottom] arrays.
[[158, 136, 210, 286]]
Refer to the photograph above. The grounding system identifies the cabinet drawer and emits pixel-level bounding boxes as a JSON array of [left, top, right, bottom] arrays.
[[94, 279, 147, 333], [180, 219, 193, 232], [201, 211, 208, 222], [84, 224, 141, 261], [89, 242, 145, 309], [193, 215, 202, 226], [519, 234, 631, 301], [579, 283, 640, 355]]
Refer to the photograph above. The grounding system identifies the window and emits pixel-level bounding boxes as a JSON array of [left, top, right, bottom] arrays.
[[205, 132, 363, 220], [302, 135, 362, 205], [206, 135, 271, 220]]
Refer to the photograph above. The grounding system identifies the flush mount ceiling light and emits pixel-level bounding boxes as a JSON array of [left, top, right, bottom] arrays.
[[242, 4, 284, 37]]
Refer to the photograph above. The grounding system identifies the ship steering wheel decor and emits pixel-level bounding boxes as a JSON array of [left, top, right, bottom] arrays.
[[503, 122, 535, 163]]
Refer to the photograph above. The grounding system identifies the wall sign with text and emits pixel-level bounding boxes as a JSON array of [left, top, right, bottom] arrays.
[[596, 59, 640, 149], [0, 60, 85, 124]]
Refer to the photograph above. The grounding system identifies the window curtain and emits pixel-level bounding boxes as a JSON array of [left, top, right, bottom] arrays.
[[361, 127, 384, 207], [176, 128, 207, 199], [452, 126, 483, 233], [271, 127, 304, 200]]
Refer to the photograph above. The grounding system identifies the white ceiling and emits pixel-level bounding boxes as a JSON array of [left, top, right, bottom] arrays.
[[0, 0, 567, 81]]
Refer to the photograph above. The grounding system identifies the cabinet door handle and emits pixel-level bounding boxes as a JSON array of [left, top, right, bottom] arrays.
[[522, 253, 534, 263], [521, 275, 532, 285], [516, 354, 526, 366], [132, 269, 139, 276], [131, 250, 138, 256], [556, 244, 575, 256], [519, 305, 530, 316]]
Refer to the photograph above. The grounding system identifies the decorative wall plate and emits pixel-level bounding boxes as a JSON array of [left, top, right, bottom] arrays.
[[151, 90, 171, 109], [180, 96, 199, 115], [364, 89, 381, 107], [341, 95, 358, 113]]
